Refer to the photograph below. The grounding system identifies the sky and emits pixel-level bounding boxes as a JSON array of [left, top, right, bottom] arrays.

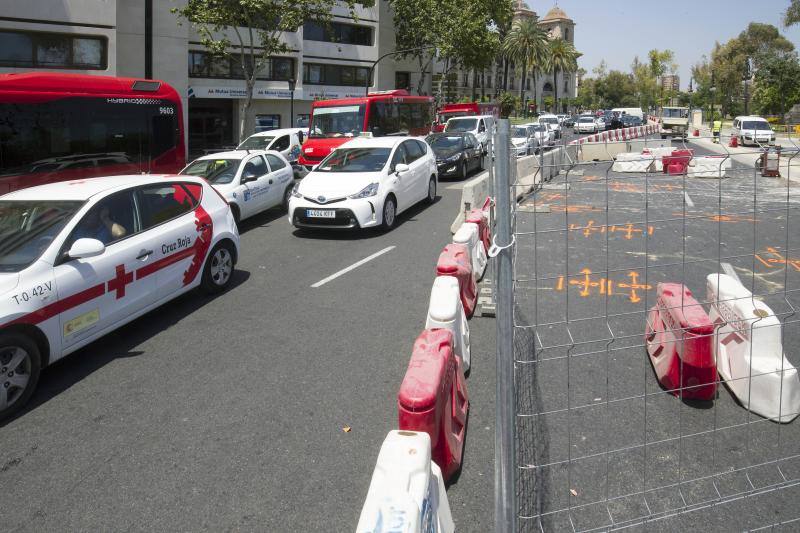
[[537, 0, 800, 89]]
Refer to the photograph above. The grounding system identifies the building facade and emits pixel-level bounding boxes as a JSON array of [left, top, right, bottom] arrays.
[[0, 1, 578, 155], [660, 74, 680, 92]]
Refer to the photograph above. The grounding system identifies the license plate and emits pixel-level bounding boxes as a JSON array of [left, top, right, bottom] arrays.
[[307, 209, 336, 218]]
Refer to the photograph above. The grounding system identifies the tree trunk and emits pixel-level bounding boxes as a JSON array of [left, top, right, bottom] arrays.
[[240, 78, 256, 142], [532, 69, 538, 113], [519, 58, 527, 103], [553, 68, 559, 113], [503, 58, 509, 92], [472, 68, 478, 101], [481, 69, 486, 101]]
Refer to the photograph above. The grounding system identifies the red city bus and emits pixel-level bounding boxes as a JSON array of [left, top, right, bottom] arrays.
[[298, 90, 434, 169], [0, 72, 185, 194], [432, 102, 500, 132]]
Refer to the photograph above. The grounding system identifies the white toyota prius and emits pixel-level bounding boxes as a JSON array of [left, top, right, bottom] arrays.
[[288, 136, 437, 231], [0, 175, 239, 420]]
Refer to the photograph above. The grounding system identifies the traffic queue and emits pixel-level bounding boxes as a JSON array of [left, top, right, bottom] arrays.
[[0, 81, 505, 420]]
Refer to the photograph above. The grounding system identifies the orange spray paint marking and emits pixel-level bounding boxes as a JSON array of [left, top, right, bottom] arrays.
[[556, 276, 565, 291], [609, 223, 650, 240], [755, 247, 800, 272], [616, 272, 652, 303], [569, 220, 605, 237], [569, 268, 610, 297]]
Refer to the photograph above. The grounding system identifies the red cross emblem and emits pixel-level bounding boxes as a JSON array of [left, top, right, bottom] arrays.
[[107, 264, 134, 299]]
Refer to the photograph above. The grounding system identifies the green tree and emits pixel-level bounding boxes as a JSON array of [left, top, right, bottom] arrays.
[[785, 0, 800, 26], [596, 70, 636, 108], [503, 17, 549, 107], [173, 0, 371, 138], [753, 52, 800, 117], [548, 38, 580, 113]]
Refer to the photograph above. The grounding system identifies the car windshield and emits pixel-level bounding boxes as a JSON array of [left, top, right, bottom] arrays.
[[445, 118, 478, 132], [742, 121, 771, 131], [540, 117, 557, 124], [237, 136, 274, 150], [663, 108, 688, 118], [580, 117, 595, 123], [181, 158, 241, 185], [0, 200, 83, 272], [316, 147, 391, 173], [427, 135, 464, 157], [529, 125, 546, 132], [309, 105, 366, 138], [512, 127, 528, 138]]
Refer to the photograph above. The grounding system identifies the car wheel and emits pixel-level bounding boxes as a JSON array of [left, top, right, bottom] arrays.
[[0, 333, 41, 422], [381, 195, 397, 231], [282, 186, 293, 212], [201, 241, 235, 294], [460, 161, 468, 180], [427, 177, 437, 204]]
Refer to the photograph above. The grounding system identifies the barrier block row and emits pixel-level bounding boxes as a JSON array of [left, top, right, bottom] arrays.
[[569, 124, 659, 146], [645, 275, 800, 423]]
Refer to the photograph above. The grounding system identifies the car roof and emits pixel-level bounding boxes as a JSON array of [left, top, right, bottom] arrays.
[[245, 128, 305, 138], [0, 174, 203, 202], [194, 150, 265, 161], [735, 116, 768, 121], [339, 136, 411, 149]]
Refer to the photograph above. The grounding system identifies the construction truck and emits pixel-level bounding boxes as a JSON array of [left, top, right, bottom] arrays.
[[659, 106, 690, 141]]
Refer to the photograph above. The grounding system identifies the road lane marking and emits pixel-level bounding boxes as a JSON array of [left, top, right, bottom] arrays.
[[684, 192, 695, 207], [311, 246, 396, 288]]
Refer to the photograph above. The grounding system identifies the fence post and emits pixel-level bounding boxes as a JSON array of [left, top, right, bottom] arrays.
[[494, 119, 516, 533]]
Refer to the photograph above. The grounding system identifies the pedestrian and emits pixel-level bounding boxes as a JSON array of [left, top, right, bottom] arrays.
[[712, 118, 722, 144]]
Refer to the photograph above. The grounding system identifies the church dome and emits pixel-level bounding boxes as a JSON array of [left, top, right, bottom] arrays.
[[542, 6, 571, 22]]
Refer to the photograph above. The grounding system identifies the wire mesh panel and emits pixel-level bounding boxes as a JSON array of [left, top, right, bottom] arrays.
[[502, 128, 800, 532]]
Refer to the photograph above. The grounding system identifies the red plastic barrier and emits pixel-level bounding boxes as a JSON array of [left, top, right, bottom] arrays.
[[398, 329, 469, 481], [437, 243, 477, 317], [662, 149, 694, 175], [645, 283, 717, 400], [466, 208, 490, 253]]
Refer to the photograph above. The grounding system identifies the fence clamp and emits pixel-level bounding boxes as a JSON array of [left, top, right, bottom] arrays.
[[488, 234, 516, 258]]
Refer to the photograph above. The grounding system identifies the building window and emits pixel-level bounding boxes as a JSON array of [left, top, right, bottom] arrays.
[[303, 21, 373, 46], [564, 28, 570, 41], [0, 30, 106, 69], [255, 114, 280, 132], [564, 80, 569, 92], [462, 71, 470, 86], [188, 51, 294, 81], [395, 71, 411, 90], [303, 62, 370, 86]]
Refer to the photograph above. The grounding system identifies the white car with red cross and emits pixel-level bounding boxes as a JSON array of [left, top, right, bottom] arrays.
[[0, 175, 239, 420]]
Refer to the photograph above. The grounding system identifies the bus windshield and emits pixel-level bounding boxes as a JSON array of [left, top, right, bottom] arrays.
[[309, 105, 366, 138]]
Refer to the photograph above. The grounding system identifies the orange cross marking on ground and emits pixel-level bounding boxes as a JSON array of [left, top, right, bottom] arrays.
[[610, 181, 645, 193], [537, 192, 564, 203], [569, 220, 605, 237], [755, 247, 800, 272], [616, 272, 652, 303], [609, 223, 654, 240], [557, 268, 613, 297], [583, 175, 601, 182]]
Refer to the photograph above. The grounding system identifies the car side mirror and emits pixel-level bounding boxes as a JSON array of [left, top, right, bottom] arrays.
[[395, 163, 410, 174], [67, 238, 105, 260], [241, 172, 258, 184]]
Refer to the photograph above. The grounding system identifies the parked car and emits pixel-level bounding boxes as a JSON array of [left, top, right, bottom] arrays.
[[0, 175, 239, 420], [524, 123, 554, 150], [181, 150, 295, 226], [594, 116, 607, 131], [237, 128, 308, 178], [511, 126, 537, 157], [574, 116, 598, 134], [288, 136, 437, 231], [444, 115, 495, 154], [563, 115, 579, 128], [538, 114, 562, 139], [425, 132, 484, 179], [732, 116, 776, 146], [621, 115, 643, 128]]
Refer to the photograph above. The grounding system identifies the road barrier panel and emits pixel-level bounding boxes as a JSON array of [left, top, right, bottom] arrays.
[[707, 274, 800, 423], [466, 207, 490, 253], [436, 243, 477, 318], [453, 222, 487, 282], [611, 151, 656, 173], [398, 329, 469, 482], [687, 156, 733, 178], [643, 146, 677, 172], [356, 430, 455, 533], [662, 149, 694, 175], [645, 283, 717, 401], [426, 276, 471, 372]]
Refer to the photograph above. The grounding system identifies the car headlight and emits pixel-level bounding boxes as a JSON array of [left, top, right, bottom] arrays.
[[446, 154, 462, 163], [349, 182, 379, 199], [291, 184, 302, 198]]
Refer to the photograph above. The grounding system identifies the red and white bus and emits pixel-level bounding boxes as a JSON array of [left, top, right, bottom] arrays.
[[432, 102, 500, 132], [298, 90, 434, 169], [0, 72, 185, 194]]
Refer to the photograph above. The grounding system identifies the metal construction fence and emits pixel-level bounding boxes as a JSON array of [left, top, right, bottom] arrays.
[[493, 120, 800, 532]]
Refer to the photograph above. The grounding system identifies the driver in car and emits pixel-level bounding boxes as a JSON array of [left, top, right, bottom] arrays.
[[73, 206, 126, 245]]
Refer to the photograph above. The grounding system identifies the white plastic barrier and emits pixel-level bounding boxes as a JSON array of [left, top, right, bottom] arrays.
[[611, 152, 655, 173], [706, 274, 800, 423], [643, 146, 675, 172], [687, 156, 732, 178], [426, 276, 471, 372], [356, 430, 455, 533], [453, 222, 487, 281]]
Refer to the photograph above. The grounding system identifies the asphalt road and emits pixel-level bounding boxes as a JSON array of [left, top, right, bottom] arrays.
[[0, 168, 497, 531], [514, 140, 800, 531]]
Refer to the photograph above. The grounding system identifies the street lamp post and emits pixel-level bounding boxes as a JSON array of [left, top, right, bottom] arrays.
[[366, 46, 437, 96], [288, 78, 296, 127], [743, 57, 752, 116]]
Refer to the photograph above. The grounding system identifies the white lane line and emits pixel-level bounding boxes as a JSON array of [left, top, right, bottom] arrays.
[[311, 246, 396, 288], [684, 191, 695, 208]]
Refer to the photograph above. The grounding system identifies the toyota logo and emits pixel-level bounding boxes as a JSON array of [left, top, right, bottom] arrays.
[[317, 196, 326, 203]]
